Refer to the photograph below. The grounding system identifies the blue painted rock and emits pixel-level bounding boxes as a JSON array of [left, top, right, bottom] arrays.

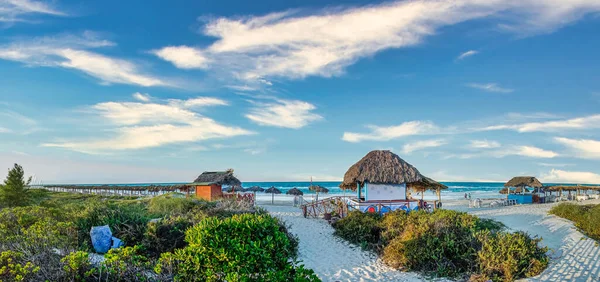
[[90, 225, 112, 254]]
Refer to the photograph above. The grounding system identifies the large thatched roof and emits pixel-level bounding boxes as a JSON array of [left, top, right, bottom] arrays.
[[340, 150, 422, 190], [547, 185, 600, 191], [504, 176, 542, 188], [193, 169, 241, 186]]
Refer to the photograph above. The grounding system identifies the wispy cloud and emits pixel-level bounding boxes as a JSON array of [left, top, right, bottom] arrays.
[[537, 162, 574, 168], [402, 139, 446, 154], [456, 50, 478, 60], [469, 139, 500, 149], [0, 32, 167, 87], [466, 83, 514, 93], [342, 121, 439, 143], [482, 114, 600, 132], [42, 96, 252, 154], [541, 169, 600, 184], [0, 0, 66, 24], [154, 0, 600, 83], [493, 146, 558, 158], [0, 127, 11, 133], [132, 92, 151, 102], [245, 99, 322, 129], [555, 137, 600, 159]]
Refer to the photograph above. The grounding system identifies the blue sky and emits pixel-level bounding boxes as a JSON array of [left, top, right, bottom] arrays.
[[1, 0, 599, 184]]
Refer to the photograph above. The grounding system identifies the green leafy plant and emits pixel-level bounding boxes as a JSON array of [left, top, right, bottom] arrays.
[[0, 250, 40, 282], [474, 230, 548, 282], [155, 213, 317, 281], [0, 164, 33, 207], [332, 211, 382, 250], [61, 251, 97, 281], [100, 245, 154, 282], [550, 203, 600, 240]]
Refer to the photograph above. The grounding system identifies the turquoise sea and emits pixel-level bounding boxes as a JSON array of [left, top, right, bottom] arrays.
[[56, 181, 593, 200]]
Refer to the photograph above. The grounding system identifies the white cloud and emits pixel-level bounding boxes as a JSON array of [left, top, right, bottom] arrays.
[[482, 114, 600, 132], [245, 99, 322, 129], [494, 145, 558, 158], [0, 0, 65, 23], [555, 137, 600, 159], [0, 127, 11, 133], [469, 139, 501, 149], [541, 169, 600, 184], [457, 50, 478, 60], [154, 0, 600, 82], [0, 33, 166, 87], [466, 83, 514, 93], [42, 96, 252, 153], [402, 139, 446, 153], [153, 46, 209, 69], [537, 163, 573, 167], [132, 92, 151, 102], [342, 121, 438, 143]]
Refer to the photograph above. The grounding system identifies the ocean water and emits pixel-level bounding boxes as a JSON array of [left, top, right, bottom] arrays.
[[58, 181, 592, 201]]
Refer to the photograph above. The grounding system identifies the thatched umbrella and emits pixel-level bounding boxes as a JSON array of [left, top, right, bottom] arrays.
[[407, 176, 448, 203], [340, 150, 422, 190], [265, 187, 282, 194], [503, 176, 542, 199], [309, 185, 329, 193], [245, 186, 265, 192], [286, 188, 304, 196]]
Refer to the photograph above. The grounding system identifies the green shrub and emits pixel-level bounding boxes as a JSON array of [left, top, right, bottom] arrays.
[[550, 203, 600, 240], [100, 245, 155, 282], [148, 194, 197, 216], [142, 213, 205, 257], [381, 210, 484, 277], [155, 213, 316, 281], [332, 211, 382, 250], [474, 231, 548, 282], [0, 250, 40, 282], [75, 202, 151, 249], [61, 251, 96, 281]]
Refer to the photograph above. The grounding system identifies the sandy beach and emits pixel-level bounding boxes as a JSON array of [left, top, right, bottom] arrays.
[[262, 198, 600, 282]]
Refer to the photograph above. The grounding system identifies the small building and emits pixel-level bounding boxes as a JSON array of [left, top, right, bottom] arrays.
[[340, 150, 446, 214], [189, 169, 241, 201], [503, 176, 543, 204]]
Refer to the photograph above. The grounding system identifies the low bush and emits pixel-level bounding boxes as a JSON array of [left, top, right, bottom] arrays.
[[100, 245, 157, 282], [75, 202, 152, 249], [61, 251, 96, 281], [332, 211, 382, 250], [155, 213, 317, 281], [142, 213, 205, 257], [473, 231, 548, 282], [147, 194, 198, 216], [0, 250, 40, 282], [550, 203, 600, 240]]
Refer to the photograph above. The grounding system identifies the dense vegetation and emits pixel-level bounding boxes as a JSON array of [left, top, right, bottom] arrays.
[[549, 203, 600, 241], [0, 164, 320, 282], [333, 210, 548, 281]]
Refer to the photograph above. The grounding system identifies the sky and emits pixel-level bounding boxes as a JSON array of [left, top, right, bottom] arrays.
[[0, 0, 599, 184]]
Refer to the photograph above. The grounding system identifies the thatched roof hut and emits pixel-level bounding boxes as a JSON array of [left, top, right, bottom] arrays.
[[340, 150, 422, 190], [309, 185, 329, 193], [265, 187, 282, 194], [286, 188, 304, 196], [504, 176, 543, 188], [245, 186, 265, 192], [193, 169, 241, 186]]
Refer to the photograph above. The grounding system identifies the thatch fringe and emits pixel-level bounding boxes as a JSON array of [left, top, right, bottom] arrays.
[[193, 169, 241, 186]]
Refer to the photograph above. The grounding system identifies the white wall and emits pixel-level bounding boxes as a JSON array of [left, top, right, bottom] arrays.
[[366, 183, 406, 201]]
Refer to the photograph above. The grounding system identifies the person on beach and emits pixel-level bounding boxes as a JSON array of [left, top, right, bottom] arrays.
[[464, 193, 467, 199], [468, 193, 472, 200]]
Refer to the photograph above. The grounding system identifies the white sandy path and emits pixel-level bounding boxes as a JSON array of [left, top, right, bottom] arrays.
[[449, 199, 600, 282], [262, 205, 435, 282]]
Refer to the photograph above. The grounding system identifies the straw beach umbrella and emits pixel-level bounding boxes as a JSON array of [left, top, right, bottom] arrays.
[[286, 188, 304, 196], [265, 187, 282, 194], [245, 186, 265, 193], [308, 185, 329, 194]]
